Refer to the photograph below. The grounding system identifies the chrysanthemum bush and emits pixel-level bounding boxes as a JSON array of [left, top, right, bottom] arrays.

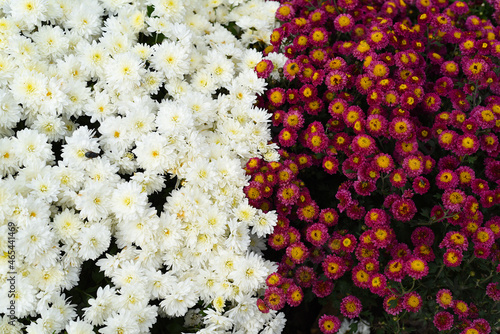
[[0, 0, 292, 333], [248, 0, 500, 333]]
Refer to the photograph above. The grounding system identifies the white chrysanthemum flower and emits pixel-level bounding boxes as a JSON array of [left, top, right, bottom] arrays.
[[204, 50, 234, 86], [156, 100, 193, 136], [61, 126, 100, 168], [151, 41, 190, 79], [140, 70, 163, 95], [130, 171, 165, 195], [98, 310, 140, 334], [115, 285, 149, 311], [160, 280, 199, 317], [0, 276, 37, 319], [84, 157, 120, 184], [133, 132, 174, 173], [7, 0, 48, 30], [98, 116, 132, 154], [110, 181, 147, 221], [228, 252, 268, 294], [16, 221, 54, 264], [77, 40, 109, 78], [105, 52, 145, 93], [52, 163, 85, 191], [0, 315, 23, 334], [130, 304, 158, 333], [27, 171, 60, 203], [52, 208, 83, 242], [0, 137, 19, 177], [76, 222, 111, 260], [32, 113, 67, 142], [83, 286, 117, 326], [65, 319, 94, 334], [32, 263, 65, 291], [122, 108, 156, 140], [65, 0, 103, 38], [32, 25, 68, 60], [10, 69, 47, 109], [64, 79, 91, 117], [190, 69, 217, 94], [149, 0, 185, 22], [0, 89, 23, 131], [74, 182, 111, 222], [249, 210, 277, 238]]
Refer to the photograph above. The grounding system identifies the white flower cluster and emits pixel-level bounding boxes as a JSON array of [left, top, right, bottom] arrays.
[[0, 0, 288, 333]]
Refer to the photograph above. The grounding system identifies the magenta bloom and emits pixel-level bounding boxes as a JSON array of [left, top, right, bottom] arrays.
[[340, 295, 362, 319], [486, 282, 500, 301], [305, 223, 329, 247], [325, 70, 348, 92], [264, 286, 285, 311], [403, 291, 422, 313], [322, 254, 347, 280], [312, 279, 334, 298], [318, 314, 341, 334], [391, 198, 417, 222], [405, 256, 429, 280], [411, 227, 435, 246], [433, 311, 454, 331]]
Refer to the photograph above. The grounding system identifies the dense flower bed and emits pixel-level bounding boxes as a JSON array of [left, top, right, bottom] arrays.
[[249, 0, 500, 333], [0, 0, 288, 333]]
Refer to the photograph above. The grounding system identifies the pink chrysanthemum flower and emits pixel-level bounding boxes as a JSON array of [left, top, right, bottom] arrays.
[[322, 156, 339, 175], [264, 286, 286, 311], [389, 117, 414, 140], [473, 227, 495, 247], [325, 70, 348, 92], [267, 87, 286, 107], [322, 254, 347, 280], [436, 169, 459, 189], [286, 242, 309, 264], [318, 314, 341, 334], [340, 295, 362, 319], [312, 279, 334, 298], [436, 289, 454, 309], [340, 234, 357, 253], [403, 291, 423, 313], [453, 300, 469, 319], [455, 134, 480, 156], [412, 176, 430, 195], [294, 266, 316, 288], [391, 198, 417, 222], [334, 13, 354, 33], [286, 284, 304, 307], [385, 258, 406, 282], [369, 273, 388, 296], [364, 208, 389, 228], [434, 311, 454, 331], [440, 231, 469, 251], [462, 57, 489, 81], [319, 208, 339, 226], [442, 188, 466, 211], [441, 61, 460, 77], [283, 109, 305, 130], [486, 282, 500, 301], [384, 294, 403, 315], [305, 223, 329, 247], [402, 155, 424, 178], [405, 256, 429, 279], [411, 227, 435, 246], [443, 248, 463, 267]]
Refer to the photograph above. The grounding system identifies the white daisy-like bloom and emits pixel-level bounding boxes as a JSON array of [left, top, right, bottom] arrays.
[[98, 310, 140, 334], [140, 70, 163, 95], [160, 279, 199, 317], [150, 41, 190, 80], [52, 162, 85, 191], [149, 0, 185, 22], [190, 68, 217, 95], [0, 137, 19, 177], [32, 111, 67, 142], [133, 132, 174, 173], [110, 180, 147, 221], [84, 90, 116, 123], [122, 108, 156, 141], [129, 304, 159, 333], [76, 222, 111, 260], [98, 116, 132, 154], [0, 315, 23, 334], [146, 269, 176, 300], [65, 319, 94, 334], [6, 0, 48, 30], [84, 157, 120, 184], [16, 220, 54, 265], [203, 308, 233, 331], [227, 252, 268, 294], [74, 182, 111, 222], [0, 275, 37, 318], [31, 263, 65, 291], [65, 0, 103, 38], [105, 52, 145, 93], [0, 89, 23, 132], [27, 171, 60, 203], [83, 286, 117, 326], [156, 100, 193, 137], [77, 40, 109, 79], [9, 68, 47, 109], [249, 210, 277, 238], [32, 24, 68, 60], [52, 208, 83, 242], [204, 49, 234, 86], [115, 284, 149, 311]]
